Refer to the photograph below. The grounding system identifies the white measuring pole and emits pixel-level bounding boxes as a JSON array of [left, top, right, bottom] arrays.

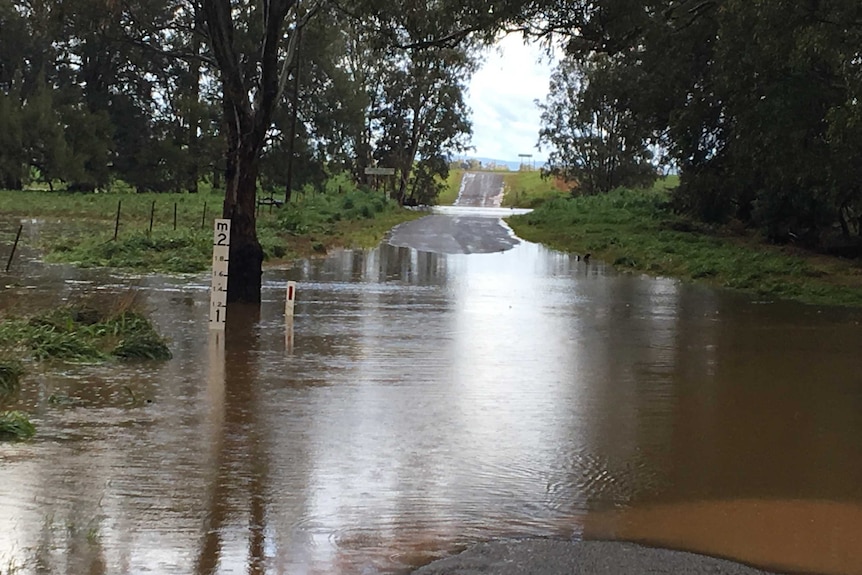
[[209, 218, 230, 329], [285, 280, 297, 319]]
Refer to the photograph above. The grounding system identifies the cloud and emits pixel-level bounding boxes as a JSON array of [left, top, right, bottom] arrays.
[[464, 35, 554, 163]]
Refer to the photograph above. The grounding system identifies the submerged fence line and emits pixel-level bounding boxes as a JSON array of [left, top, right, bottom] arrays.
[[106, 198, 235, 241]]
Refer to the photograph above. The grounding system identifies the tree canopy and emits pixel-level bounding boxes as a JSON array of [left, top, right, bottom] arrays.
[[530, 0, 862, 249]]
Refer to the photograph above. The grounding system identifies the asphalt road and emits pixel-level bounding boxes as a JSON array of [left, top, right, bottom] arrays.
[[387, 171, 519, 254], [455, 172, 505, 207], [386, 213, 520, 254], [411, 540, 786, 575]]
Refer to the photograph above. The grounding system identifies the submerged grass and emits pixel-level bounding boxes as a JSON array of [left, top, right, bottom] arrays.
[[507, 187, 862, 308], [0, 360, 23, 396], [0, 304, 171, 363], [45, 230, 212, 274], [0, 410, 36, 440]]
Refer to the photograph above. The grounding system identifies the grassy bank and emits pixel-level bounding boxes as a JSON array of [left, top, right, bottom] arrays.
[[0, 182, 422, 274], [507, 187, 862, 308], [438, 170, 465, 205], [501, 171, 568, 208]]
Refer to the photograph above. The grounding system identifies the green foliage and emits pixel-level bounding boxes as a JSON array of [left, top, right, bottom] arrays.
[[47, 231, 212, 274], [106, 312, 172, 360], [0, 360, 23, 397], [0, 411, 35, 440], [372, 26, 476, 204], [0, 306, 171, 363], [532, 0, 862, 248], [0, 92, 24, 189], [509, 187, 862, 308], [501, 171, 569, 208], [539, 53, 657, 194], [276, 189, 397, 235]]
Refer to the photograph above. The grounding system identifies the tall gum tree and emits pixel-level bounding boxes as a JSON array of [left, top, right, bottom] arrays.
[[202, 0, 320, 303]]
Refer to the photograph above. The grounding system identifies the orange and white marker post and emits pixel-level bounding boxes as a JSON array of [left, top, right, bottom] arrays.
[[209, 219, 230, 329]]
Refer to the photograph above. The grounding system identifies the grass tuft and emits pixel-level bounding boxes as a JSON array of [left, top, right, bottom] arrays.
[[0, 360, 23, 396], [107, 312, 172, 360], [0, 411, 36, 440], [0, 304, 171, 363]]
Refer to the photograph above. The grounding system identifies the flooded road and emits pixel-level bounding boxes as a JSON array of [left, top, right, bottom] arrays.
[[1, 212, 862, 575]]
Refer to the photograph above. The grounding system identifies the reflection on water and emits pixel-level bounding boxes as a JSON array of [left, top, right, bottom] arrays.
[[1, 219, 862, 574]]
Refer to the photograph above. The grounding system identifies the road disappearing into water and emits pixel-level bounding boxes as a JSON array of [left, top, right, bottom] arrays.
[[387, 171, 526, 254]]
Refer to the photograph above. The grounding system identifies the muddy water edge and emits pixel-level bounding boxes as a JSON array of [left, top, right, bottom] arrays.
[[1, 217, 862, 574]]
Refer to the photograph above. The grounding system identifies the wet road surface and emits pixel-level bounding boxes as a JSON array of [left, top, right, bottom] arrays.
[[387, 208, 521, 254], [454, 172, 505, 207], [388, 171, 524, 254]]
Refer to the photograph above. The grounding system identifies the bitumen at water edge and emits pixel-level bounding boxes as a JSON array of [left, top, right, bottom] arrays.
[[411, 540, 788, 575]]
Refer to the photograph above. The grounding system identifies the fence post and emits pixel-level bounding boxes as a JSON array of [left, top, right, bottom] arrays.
[[113, 200, 122, 240], [148, 200, 156, 236], [5, 224, 23, 272]]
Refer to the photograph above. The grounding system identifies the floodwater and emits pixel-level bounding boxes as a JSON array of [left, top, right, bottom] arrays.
[[1, 215, 862, 575]]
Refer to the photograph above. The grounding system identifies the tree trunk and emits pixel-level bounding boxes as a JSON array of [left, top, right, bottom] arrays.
[[203, 0, 321, 304], [283, 29, 302, 205], [223, 105, 263, 303], [187, 32, 201, 194]]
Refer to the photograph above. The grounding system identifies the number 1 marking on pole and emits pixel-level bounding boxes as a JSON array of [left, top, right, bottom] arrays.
[[210, 219, 230, 329]]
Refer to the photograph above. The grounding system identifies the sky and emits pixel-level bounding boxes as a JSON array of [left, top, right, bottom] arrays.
[[464, 35, 555, 165]]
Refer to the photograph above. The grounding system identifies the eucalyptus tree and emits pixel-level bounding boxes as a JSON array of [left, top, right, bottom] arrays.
[[369, 14, 476, 204], [193, 0, 323, 302], [258, 11, 377, 199], [376, 44, 474, 204], [538, 52, 655, 195], [526, 0, 862, 245], [0, 0, 116, 189]]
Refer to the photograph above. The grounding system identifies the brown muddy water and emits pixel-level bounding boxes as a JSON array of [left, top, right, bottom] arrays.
[[1, 217, 862, 575]]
